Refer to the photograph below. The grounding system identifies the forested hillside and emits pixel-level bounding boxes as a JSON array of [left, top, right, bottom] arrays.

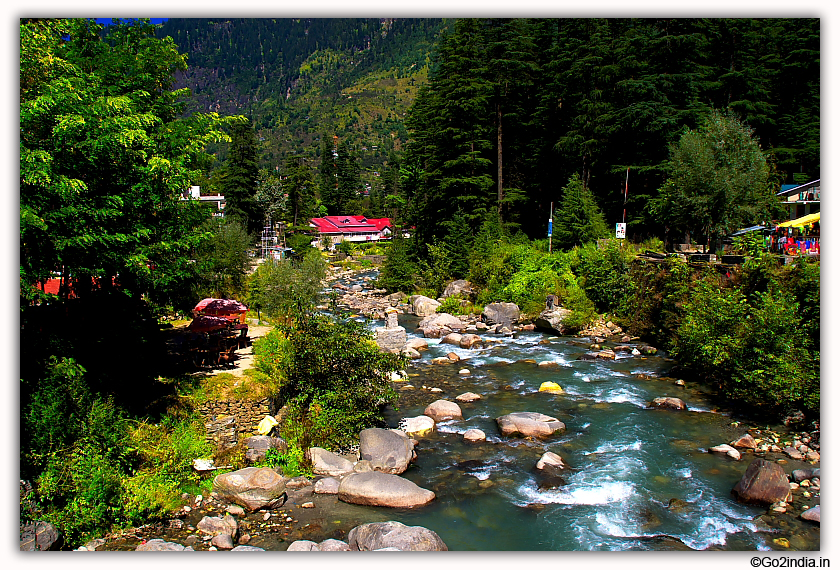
[[156, 18, 445, 177], [155, 18, 818, 245], [402, 18, 820, 246]]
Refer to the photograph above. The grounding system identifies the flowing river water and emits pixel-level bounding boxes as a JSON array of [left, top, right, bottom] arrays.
[[312, 269, 821, 552]]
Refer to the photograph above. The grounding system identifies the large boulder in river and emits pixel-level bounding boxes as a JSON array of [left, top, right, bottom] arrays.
[[417, 313, 463, 338], [310, 447, 356, 477], [649, 397, 687, 411], [459, 333, 483, 349], [533, 307, 574, 335], [440, 332, 463, 347], [338, 472, 435, 508], [732, 459, 792, 506], [536, 451, 566, 471], [405, 337, 429, 351], [410, 295, 441, 317], [212, 467, 287, 512], [442, 279, 475, 300], [424, 399, 463, 422], [482, 302, 520, 327], [348, 521, 448, 551], [496, 412, 565, 438], [359, 428, 416, 475]]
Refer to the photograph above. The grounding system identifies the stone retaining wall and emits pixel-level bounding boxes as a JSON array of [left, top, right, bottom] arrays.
[[197, 397, 279, 449]]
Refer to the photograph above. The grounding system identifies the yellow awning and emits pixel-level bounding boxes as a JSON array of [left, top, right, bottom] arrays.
[[778, 212, 820, 228]]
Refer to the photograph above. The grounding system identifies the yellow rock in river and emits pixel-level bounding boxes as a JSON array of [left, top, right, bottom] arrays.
[[539, 381, 564, 394]]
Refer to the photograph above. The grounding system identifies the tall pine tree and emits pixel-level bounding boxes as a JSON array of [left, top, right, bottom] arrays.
[[221, 118, 261, 234]]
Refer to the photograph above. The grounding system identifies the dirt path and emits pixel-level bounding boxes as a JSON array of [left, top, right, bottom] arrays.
[[163, 322, 274, 377], [223, 324, 272, 377]]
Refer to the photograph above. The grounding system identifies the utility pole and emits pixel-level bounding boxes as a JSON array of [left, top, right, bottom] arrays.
[[548, 202, 554, 254]]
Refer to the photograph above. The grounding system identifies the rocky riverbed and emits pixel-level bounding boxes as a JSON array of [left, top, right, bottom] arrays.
[[25, 267, 819, 552]]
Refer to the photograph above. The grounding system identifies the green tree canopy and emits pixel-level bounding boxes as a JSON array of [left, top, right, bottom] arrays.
[[651, 109, 778, 248], [220, 118, 262, 234], [20, 18, 234, 307], [554, 173, 609, 249]]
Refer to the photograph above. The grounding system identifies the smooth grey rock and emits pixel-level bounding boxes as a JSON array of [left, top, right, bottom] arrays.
[[411, 295, 441, 317], [459, 333, 483, 349], [212, 467, 287, 512], [536, 451, 566, 470], [338, 471, 435, 508], [440, 332, 463, 347], [463, 429, 486, 442], [405, 338, 429, 351], [310, 447, 356, 477], [417, 313, 462, 338], [709, 444, 741, 460], [197, 514, 238, 538], [313, 477, 340, 494], [456, 392, 481, 402], [649, 397, 687, 411], [800, 505, 820, 523], [496, 412, 565, 438], [482, 302, 520, 327], [359, 428, 416, 474], [348, 521, 448, 551], [211, 533, 235, 550], [231, 545, 266, 551], [401, 415, 436, 437], [533, 307, 573, 335], [423, 399, 463, 422], [318, 539, 352, 551]]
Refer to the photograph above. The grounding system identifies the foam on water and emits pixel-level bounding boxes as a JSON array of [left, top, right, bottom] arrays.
[[581, 440, 644, 459], [519, 479, 637, 506]]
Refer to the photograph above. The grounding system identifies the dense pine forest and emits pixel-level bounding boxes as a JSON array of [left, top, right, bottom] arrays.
[[157, 17, 818, 243]]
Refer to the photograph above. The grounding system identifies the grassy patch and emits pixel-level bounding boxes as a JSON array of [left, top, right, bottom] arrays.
[[190, 370, 278, 403]]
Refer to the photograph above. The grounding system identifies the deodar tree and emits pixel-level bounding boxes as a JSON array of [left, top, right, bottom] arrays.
[[651, 109, 778, 250], [20, 18, 235, 307]]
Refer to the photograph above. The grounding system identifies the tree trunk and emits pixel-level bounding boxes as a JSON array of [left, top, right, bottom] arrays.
[[497, 101, 503, 219]]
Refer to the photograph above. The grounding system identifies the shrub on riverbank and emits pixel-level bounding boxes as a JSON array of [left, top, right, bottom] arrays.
[[626, 254, 820, 418], [21, 356, 214, 545], [255, 313, 404, 454]]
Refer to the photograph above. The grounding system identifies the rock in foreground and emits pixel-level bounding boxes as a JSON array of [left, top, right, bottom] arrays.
[[359, 428, 416, 475], [732, 459, 792, 506], [338, 471, 435, 508], [348, 521, 448, 551], [212, 467, 287, 512]]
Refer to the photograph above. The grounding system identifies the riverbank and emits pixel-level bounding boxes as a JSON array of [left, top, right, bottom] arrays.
[[55, 266, 819, 552]]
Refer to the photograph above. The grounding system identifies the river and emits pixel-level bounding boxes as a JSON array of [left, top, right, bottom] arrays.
[[320, 270, 820, 551]]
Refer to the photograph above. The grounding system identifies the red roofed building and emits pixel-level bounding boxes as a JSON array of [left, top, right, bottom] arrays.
[[310, 216, 393, 249]]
